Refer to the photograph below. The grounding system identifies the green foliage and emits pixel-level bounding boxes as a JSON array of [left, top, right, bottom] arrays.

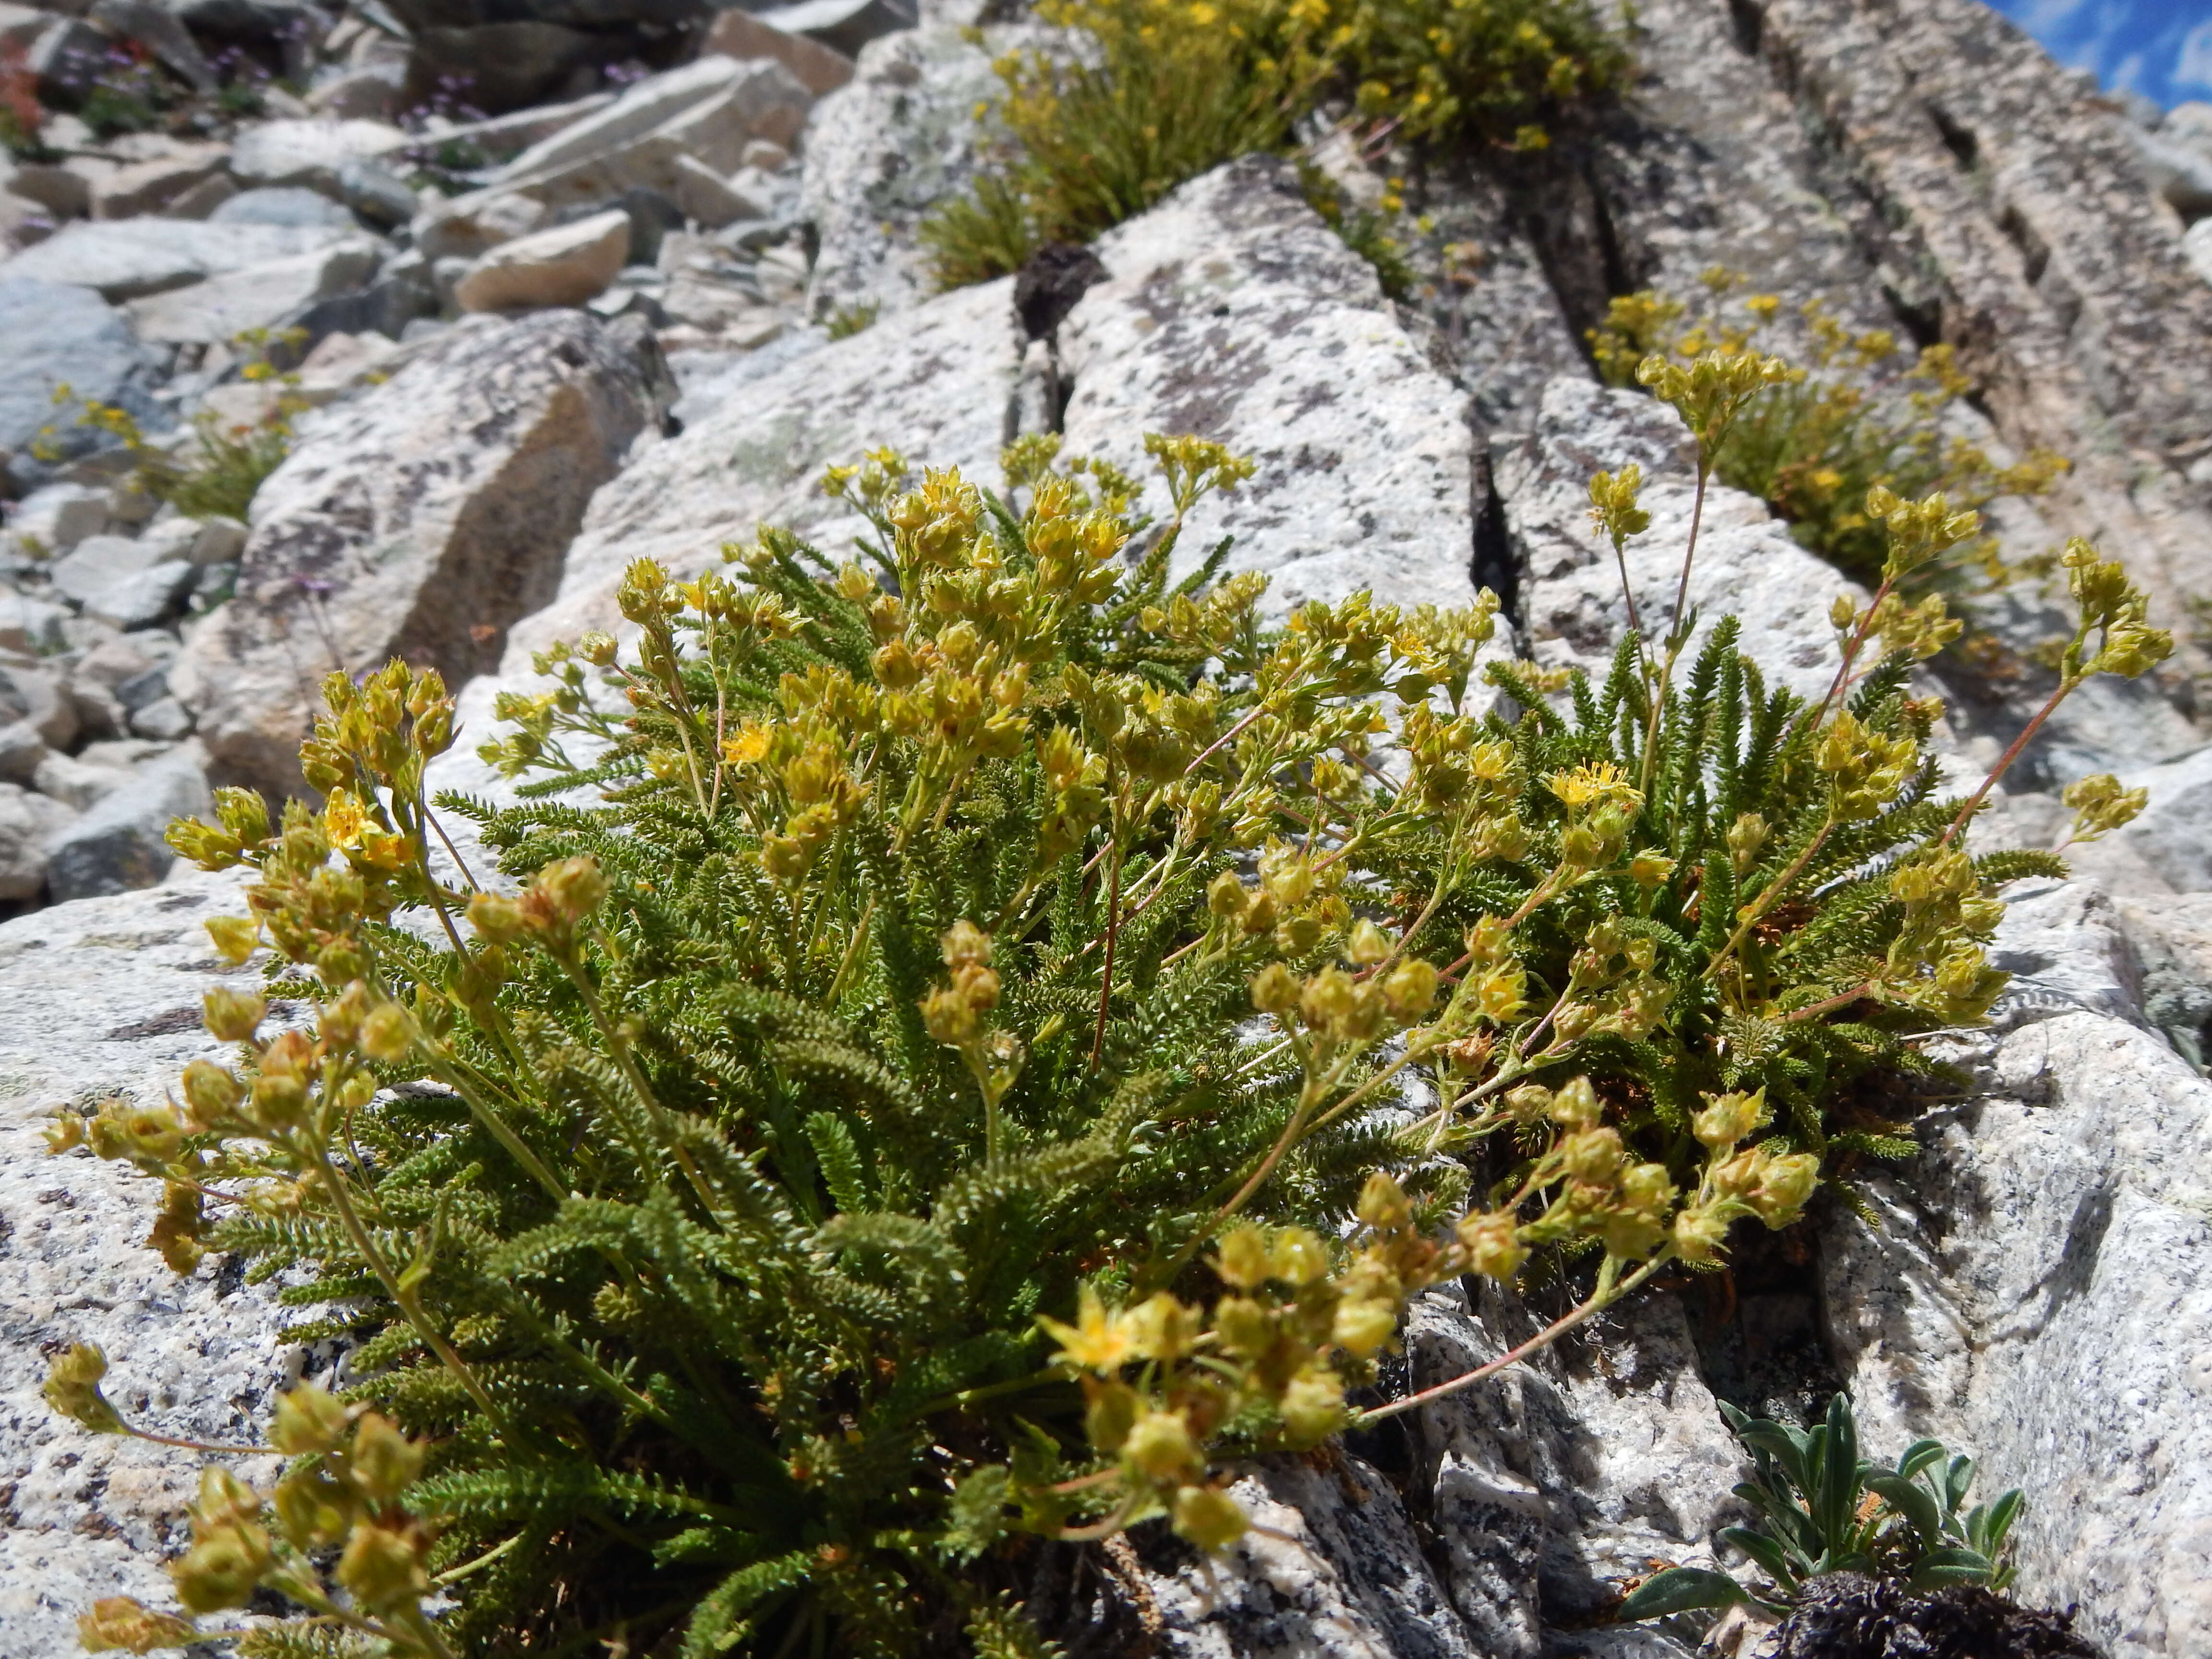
[[35, 327, 307, 523], [920, 173, 1045, 290], [1297, 160, 1414, 299], [921, 0, 1628, 288], [1588, 273, 2070, 594], [1332, 0, 1630, 151], [52, 356, 2162, 1656], [826, 300, 884, 340], [924, 0, 1325, 286], [1619, 1393, 2024, 1623]]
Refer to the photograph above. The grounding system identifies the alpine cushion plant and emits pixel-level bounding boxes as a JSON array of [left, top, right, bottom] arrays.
[[48, 346, 2163, 1656]]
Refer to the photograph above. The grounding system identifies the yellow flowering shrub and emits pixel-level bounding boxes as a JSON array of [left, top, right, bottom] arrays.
[[1589, 271, 2071, 592], [42, 366, 2164, 1656]]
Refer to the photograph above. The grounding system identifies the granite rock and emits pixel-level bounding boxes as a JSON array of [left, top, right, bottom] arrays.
[[1818, 925, 2212, 1657], [41, 742, 212, 901], [1491, 379, 1853, 706], [4, 483, 108, 558], [0, 781, 70, 899], [171, 311, 661, 800], [453, 206, 630, 311], [0, 870, 294, 1659], [420, 56, 815, 228], [1582, 0, 2212, 683], [123, 237, 384, 346], [1405, 1284, 1747, 1655], [0, 280, 148, 456], [209, 184, 364, 229], [703, 6, 855, 95], [1145, 1454, 1482, 1659], [800, 25, 1038, 322], [1, 219, 360, 302], [1059, 156, 1479, 619], [228, 117, 412, 192]]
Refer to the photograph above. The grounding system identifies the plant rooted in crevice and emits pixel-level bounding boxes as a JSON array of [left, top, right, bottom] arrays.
[[922, 0, 1629, 288], [48, 348, 2163, 1656], [1619, 1392, 2024, 1625], [1587, 271, 2070, 596]]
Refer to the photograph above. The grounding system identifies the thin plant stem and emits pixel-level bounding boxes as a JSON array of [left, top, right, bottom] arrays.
[[1354, 1252, 1670, 1424], [1090, 840, 1121, 1070], [1937, 676, 2077, 846], [1707, 816, 1836, 985], [307, 1142, 507, 1432]]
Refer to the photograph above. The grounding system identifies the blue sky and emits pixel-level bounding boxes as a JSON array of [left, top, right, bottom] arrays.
[[1984, 0, 2212, 107]]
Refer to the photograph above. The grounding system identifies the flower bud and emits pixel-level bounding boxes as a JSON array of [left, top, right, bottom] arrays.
[[1748, 1152, 1820, 1228], [1709, 1147, 1765, 1198], [1216, 1225, 1273, 1289], [361, 1002, 415, 1063], [1456, 1210, 1528, 1281], [1560, 825, 1603, 868], [1123, 1408, 1202, 1483], [1548, 1076, 1602, 1130], [1124, 1293, 1198, 1364], [1346, 919, 1392, 966], [270, 1382, 350, 1456], [77, 1598, 197, 1655], [537, 858, 607, 925], [1332, 1295, 1398, 1359], [919, 984, 979, 1046], [1603, 1209, 1667, 1261], [468, 892, 527, 943], [348, 1411, 425, 1504], [1618, 1162, 1676, 1217], [1503, 1083, 1551, 1124], [1357, 1172, 1413, 1232], [172, 1525, 273, 1614], [250, 1073, 310, 1133], [1380, 959, 1438, 1022], [1207, 870, 1247, 918], [1172, 1484, 1249, 1551], [1692, 1088, 1764, 1149], [1084, 1378, 1138, 1453], [1726, 812, 1769, 873], [202, 990, 265, 1044], [204, 915, 259, 965], [273, 1463, 355, 1551], [1249, 962, 1300, 1016], [1277, 1368, 1346, 1444], [1299, 966, 1357, 1033], [1270, 1226, 1331, 1285], [319, 981, 370, 1048], [1560, 1126, 1624, 1183], [940, 920, 993, 968], [191, 1467, 263, 1532], [43, 1344, 125, 1435], [337, 1521, 429, 1613], [1672, 1205, 1731, 1263]]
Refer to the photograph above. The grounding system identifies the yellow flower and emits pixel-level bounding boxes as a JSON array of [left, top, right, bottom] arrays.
[[322, 789, 367, 850], [721, 723, 771, 766], [1038, 1287, 1134, 1373], [1546, 760, 1641, 814]]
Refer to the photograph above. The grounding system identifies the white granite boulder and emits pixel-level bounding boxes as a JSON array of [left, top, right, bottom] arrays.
[[171, 311, 664, 801]]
